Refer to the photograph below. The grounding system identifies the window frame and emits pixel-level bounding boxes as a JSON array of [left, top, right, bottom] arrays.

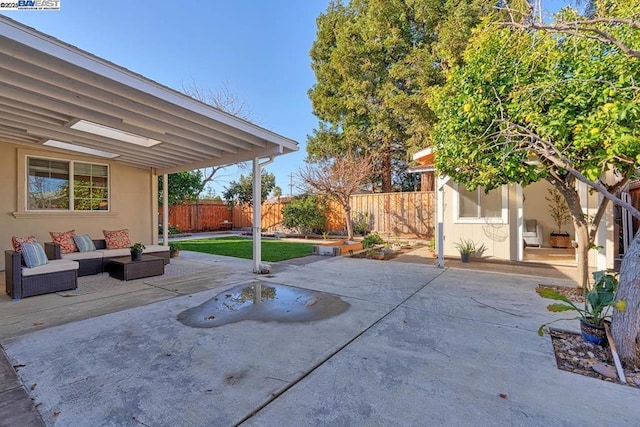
[[26, 155, 110, 213], [453, 184, 508, 224]]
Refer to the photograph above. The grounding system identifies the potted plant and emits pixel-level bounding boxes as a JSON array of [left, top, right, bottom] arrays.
[[453, 238, 476, 263], [537, 270, 626, 345], [130, 242, 145, 261], [545, 188, 572, 248], [169, 242, 179, 258]]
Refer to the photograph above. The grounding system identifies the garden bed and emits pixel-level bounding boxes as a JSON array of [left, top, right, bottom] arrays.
[[538, 284, 640, 388]]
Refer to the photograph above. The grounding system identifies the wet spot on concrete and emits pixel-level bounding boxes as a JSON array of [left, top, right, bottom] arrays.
[[177, 282, 350, 327]]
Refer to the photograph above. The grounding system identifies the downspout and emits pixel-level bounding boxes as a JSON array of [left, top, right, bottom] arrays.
[[253, 156, 274, 273], [163, 174, 169, 247]]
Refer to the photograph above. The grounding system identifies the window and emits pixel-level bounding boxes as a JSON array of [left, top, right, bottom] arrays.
[[27, 157, 109, 211], [455, 184, 505, 222]]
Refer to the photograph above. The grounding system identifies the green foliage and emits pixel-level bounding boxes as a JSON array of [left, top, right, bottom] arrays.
[[171, 237, 313, 262], [362, 231, 384, 248], [222, 171, 276, 206], [130, 242, 145, 252], [537, 270, 626, 335], [453, 238, 476, 254], [281, 195, 328, 236], [158, 171, 204, 206], [545, 189, 572, 234], [351, 212, 371, 236], [158, 224, 181, 236], [431, 8, 640, 192], [309, 0, 494, 191]]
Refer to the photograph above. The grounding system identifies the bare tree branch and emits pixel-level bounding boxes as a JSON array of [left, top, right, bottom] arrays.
[[299, 151, 375, 240]]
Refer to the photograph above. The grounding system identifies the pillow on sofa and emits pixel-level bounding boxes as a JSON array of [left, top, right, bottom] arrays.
[[11, 235, 37, 252], [21, 242, 49, 268], [73, 234, 96, 252], [50, 230, 77, 254], [103, 229, 130, 249]]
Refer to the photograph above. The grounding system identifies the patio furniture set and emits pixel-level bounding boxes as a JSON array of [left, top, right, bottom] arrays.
[[5, 231, 169, 300]]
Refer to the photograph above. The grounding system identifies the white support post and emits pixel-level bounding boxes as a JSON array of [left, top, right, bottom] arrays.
[[252, 158, 261, 273], [251, 156, 275, 273], [516, 184, 524, 262], [436, 177, 446, 268], [163, 173, 169, 247]]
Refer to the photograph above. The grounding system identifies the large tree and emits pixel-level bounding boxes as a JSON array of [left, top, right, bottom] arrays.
[[222, 171, 276, 206], [431, 2, 640, 363], [308, 0, 493, 192]]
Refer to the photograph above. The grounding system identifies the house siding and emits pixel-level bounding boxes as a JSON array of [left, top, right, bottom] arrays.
[[0, 142, 156, 271], [442, 183, 512, 260]]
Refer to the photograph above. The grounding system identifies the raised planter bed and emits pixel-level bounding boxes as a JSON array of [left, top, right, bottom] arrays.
[[312, 240, 364, 256]]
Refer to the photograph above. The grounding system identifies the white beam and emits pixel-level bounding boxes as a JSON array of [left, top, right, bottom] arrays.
[[253, 158, 261, 273], [163, 174, 169, 247]]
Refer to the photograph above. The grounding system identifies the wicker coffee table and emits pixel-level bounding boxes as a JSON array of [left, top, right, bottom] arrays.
[[107, 255, 164, 281]]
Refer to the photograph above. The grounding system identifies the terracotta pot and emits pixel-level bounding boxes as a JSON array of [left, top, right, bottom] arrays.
[[549, 233, 571, 248]]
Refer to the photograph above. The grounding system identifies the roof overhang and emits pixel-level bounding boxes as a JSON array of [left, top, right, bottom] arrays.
[[410, 147, 435, 173], [406, 165, 435, 174], [0, 15, 298, 175]]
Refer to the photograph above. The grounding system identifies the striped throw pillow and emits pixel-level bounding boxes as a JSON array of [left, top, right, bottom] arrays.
[[73, 234, 96, 252], [21, 242, 49, 268]]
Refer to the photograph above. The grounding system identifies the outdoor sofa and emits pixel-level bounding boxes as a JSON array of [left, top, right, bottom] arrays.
[[45, 239, 170, 277], [5, 249, 79, 300]]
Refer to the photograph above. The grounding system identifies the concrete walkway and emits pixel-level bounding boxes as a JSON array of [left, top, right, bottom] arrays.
[[1, 251, 637, 426]]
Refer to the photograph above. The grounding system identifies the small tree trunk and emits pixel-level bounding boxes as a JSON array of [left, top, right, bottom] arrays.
[[344, 204, 354, 240], [612, 229, 640, 366], [552, 179, 588, 288], [574, 221, 590, 289]]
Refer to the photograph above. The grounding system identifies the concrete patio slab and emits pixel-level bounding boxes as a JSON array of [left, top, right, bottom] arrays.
[[2, 253, 638, 427]]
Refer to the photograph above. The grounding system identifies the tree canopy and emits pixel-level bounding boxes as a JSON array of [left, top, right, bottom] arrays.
[[308, 0, 493, 192], [222, 171, 276, 206], [158, 171, 204, 206]]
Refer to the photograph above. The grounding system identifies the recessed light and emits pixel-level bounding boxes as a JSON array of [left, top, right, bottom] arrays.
[[71, 120, 161, 147], [43, 140, 119, 158]]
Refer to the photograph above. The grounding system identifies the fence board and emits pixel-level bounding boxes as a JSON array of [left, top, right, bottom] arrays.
[[162, 192, 435, 238]]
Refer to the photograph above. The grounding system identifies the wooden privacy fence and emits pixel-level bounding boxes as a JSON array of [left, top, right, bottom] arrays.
[[162, 191, 435, 238]]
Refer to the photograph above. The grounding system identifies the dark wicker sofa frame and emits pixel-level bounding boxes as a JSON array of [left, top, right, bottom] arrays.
[[45, 239, 170, 277], [5, 250, 78, 300]]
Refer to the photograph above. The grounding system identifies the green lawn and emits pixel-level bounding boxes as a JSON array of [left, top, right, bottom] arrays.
[[172, 237, 314, 262]]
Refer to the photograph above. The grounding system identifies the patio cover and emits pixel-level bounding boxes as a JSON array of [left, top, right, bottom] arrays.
[[0, 15, 298, 174], [0, 15, 298, 273]]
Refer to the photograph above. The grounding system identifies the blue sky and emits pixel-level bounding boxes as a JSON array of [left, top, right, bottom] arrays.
[[4, 1, 329, 196], [4, 0, 573, 197]]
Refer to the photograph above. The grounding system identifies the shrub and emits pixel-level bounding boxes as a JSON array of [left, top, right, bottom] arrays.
[[281, 195, 327, 236], [351, 212, 371, 235], [363, 231, 384, 248]]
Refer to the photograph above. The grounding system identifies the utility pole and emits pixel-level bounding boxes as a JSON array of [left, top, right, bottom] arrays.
[[289, 172, 294, 196]]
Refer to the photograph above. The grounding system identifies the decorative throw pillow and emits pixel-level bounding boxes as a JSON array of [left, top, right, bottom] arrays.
[[11, 235, 37, 252], [21, 242, 49, 268], [73, 234, 96, 252], [103, 229, 130, 249], [50, 230, 77, 254]]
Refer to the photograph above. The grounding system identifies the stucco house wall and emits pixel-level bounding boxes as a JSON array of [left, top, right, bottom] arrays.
[[0, 141, 158, 271]]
